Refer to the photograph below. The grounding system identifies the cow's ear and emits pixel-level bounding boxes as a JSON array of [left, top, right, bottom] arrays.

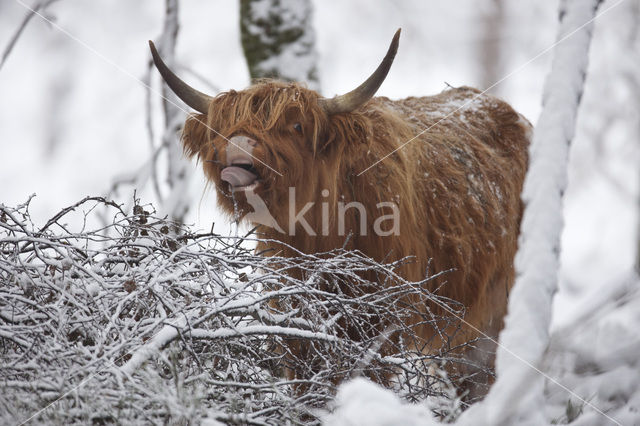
[[181, 114, 209, 159]]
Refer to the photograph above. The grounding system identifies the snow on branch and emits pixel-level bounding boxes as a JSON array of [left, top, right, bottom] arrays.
[[0, 197, 476, 424], [469, 0, 604, 424]]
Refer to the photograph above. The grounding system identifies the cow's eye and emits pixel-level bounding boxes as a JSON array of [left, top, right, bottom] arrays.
[[293, 123, 303, 134]]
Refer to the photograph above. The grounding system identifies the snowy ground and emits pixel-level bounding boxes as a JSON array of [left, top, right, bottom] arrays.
[[1, 0, 639, 424]]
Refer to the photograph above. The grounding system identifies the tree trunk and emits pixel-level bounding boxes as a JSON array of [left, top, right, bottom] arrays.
[[239, 0, 319, 90], [463, 0, 603, 423], [478, 0, 504, 95], [156, 0, 192, 225]]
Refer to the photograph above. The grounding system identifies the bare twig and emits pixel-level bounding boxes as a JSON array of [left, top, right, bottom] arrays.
[[0, 0, 61, 71], [0, 197, 477, 424]]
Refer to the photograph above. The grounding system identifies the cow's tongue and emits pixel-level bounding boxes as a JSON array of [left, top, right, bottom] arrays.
[[221, 166, 258, 187]]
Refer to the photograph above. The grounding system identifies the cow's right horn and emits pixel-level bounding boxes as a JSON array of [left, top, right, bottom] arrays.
[[149, 41, 213, 114]]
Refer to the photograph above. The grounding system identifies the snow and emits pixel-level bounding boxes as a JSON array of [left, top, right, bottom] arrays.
[[543, 273, 640, 425], [121, 318, 184, 375], [325, 378, 438, 426], [190, 325, 339, 342]]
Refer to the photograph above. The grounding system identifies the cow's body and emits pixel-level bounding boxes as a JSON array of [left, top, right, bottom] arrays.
[[150, 32, 530, 398]]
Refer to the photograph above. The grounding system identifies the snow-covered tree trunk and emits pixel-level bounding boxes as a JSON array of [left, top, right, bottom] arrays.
[[636, 208, 640, 274], [239, 0, 319, 90], [462, 0, 603, 423], [620, 3, 640, 276]]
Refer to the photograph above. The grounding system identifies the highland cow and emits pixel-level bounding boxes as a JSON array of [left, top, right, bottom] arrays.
[[149, 29, 530, 396]]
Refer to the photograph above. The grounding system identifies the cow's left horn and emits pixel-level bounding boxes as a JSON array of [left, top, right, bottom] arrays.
[[149, 41, 213, 114], [319, 29, 400, 115]]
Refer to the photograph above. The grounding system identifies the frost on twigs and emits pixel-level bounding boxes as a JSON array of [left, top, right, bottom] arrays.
[[0, 197, 480, 424]]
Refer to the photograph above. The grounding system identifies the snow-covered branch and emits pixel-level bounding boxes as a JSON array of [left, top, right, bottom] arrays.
[[0, 197, 474, 424], [470, 0, 604, 424]]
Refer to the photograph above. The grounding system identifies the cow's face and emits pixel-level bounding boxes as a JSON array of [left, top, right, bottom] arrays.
[[148, 29, 400, 223], [180, 83, 325, 220]]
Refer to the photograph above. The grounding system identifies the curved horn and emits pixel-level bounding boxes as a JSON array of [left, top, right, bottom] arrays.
[[148, 41, 213, 114], [319, 29, 400, 115]]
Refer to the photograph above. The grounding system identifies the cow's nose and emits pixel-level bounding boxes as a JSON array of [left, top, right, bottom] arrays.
[[226, 135, 257, 164]]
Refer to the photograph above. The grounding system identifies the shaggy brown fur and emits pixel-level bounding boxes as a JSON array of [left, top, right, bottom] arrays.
[[183, 81, 530, 394]]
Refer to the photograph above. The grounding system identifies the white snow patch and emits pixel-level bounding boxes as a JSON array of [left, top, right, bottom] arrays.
[[325, 378, 438, 426]]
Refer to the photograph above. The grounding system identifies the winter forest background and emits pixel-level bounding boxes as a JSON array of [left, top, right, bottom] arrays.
[[1, 0, 639, 425]]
